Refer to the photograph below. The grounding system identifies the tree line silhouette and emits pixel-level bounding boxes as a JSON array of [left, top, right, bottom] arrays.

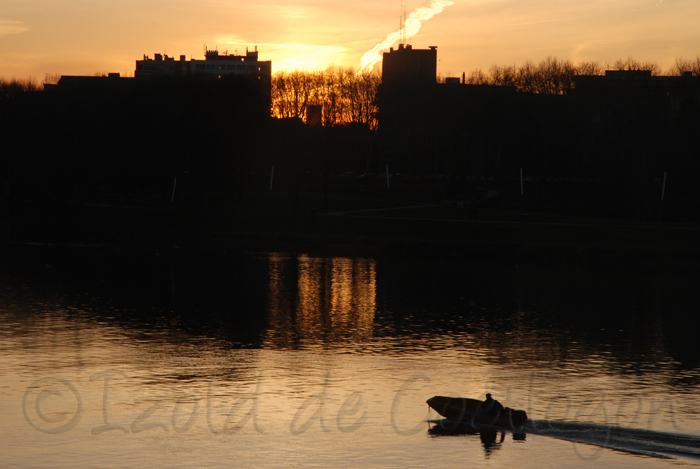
[[266, 55, 700, 122], [271, 66, 380, 129], [454, 56, 700, 92], [0, 77, 42, 98]]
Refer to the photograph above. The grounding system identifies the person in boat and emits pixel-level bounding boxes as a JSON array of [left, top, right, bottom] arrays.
[[480, 393, 504, 416]]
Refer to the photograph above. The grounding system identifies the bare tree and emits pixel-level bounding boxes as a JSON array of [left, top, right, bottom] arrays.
[[0, 77, 41, 99], [489, 64, 518, 87], [271, 69, 312, 119], [466, 56, 670, 93], [668, 56, 700, 76], [271, 66, 379, 130], [575, 61, 604, 76], [608, 57, 662, 76], [464, 69, 489, 85], [516, 61, 538, 93], [44, 73, 62, 85], [535, 57, 576, 94]]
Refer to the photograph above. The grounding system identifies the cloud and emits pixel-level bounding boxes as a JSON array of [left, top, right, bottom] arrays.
[[0, 19, 29, 36]]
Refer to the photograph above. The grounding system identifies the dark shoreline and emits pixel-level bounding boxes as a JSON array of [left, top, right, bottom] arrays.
[[3, 196, 699, 269]]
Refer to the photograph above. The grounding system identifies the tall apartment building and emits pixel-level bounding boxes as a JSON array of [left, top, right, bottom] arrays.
[[381, 44, 437, 85], [135, 47, 272, 83]]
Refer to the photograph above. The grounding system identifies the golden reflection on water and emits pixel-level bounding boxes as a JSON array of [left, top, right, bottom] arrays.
[[4, 250, 700, 469], [266, 253, 376, 347]]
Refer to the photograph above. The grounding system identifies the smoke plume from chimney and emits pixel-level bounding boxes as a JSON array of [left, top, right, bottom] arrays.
[[359, 0, 454, 72]]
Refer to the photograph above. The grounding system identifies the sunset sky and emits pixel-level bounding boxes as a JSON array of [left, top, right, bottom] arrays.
[[2, 0, 700, 80]]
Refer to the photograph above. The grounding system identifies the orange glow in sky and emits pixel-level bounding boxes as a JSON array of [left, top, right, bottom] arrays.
[[2, 0, 700, 80]]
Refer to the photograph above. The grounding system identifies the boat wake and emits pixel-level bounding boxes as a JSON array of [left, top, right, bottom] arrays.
[[428, 419, 700, 460], [526, 420, 700, 460]]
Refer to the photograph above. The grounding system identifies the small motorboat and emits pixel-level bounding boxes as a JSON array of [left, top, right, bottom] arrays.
[[426, 396, 528, 429]]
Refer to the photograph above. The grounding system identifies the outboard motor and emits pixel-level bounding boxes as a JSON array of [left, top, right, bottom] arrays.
[[511, 409, 528, 427]]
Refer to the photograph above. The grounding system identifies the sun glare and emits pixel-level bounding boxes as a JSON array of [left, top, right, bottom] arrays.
[[262, 44, 349, 72]]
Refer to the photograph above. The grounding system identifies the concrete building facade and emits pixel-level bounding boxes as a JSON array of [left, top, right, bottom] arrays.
[[135, 47, 271, 83]]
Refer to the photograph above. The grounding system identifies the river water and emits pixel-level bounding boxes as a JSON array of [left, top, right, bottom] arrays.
[[2, 244, 700, 468]]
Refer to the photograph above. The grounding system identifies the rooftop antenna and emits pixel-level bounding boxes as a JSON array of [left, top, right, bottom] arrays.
[[404, 6, 411, 45], [398, 4, 409, 45], [399, 2, 404, 45], [398, 13, 401, 45], [406, 6, 411, 44]]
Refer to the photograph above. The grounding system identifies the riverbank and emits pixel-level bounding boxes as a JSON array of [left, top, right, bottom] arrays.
[[3, 191, 699, 266]]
